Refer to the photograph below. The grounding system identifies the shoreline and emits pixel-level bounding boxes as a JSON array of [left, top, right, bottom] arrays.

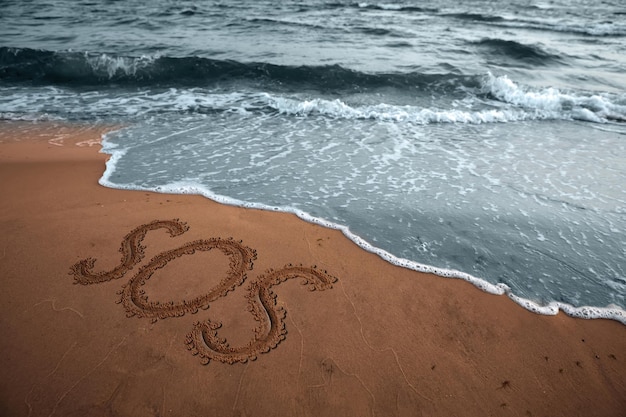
[[99, 125, 626, 325], [1, 121, 625, 416]]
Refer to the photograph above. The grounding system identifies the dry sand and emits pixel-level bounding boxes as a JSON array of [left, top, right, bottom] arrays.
[[0, 121, 624, 417]]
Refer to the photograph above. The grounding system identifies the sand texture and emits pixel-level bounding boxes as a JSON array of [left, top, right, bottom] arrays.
[[1, 122, 625, 417]]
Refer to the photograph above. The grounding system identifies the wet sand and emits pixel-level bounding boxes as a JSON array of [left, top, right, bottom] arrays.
[[1, 121, 625, 417]]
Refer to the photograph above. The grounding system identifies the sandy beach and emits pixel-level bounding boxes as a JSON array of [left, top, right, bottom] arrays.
[[0, 121, 624, 417]]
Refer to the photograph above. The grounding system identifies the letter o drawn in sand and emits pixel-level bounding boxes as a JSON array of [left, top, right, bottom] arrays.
[[70, 219, 337, 365]]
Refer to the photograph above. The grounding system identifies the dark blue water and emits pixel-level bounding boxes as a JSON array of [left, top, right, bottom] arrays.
[[1, 0, 625, 322]]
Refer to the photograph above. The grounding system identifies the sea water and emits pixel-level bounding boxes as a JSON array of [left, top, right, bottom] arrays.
[[1, 0, 625, 322]]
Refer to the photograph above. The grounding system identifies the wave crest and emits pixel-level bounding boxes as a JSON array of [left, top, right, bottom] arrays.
[[0, 47, 474, 91], [472, 38, 563, 65], [484, 73, 626, 123]]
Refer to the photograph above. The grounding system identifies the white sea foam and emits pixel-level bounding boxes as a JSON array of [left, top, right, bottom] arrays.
[[0, 111, 62, 121], [262, 75, 626, 124], [85, 53, 158, 78], [507, 292, 626, 323], [484, 73, 626, 122], [264, 95, 535, 124], [2, 74, 624, 125], [358, 3, 402, 10]]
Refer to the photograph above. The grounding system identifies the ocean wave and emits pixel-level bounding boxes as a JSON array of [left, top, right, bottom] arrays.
[[0, 87, 576, 124], [445, 12, 626, 36], [247, 16, 411, 38], [2, 75, 624, 124], [263, 74, 626, 124], [259, 73, 626, 124], [471, 38, 564, 65], [441, 12, 505, 23], [1, 47, 623, 124], [321, 2, 437, 13], [498, 20, 626, 37], [245, 17, 328, 31], [353, 3, 437, 12], [264, 95, 538, 124], [0, 47, 478, 91], [483, 73, 626, 123]]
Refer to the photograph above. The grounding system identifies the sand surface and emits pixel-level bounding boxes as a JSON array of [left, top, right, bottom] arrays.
[[1, 121, 625, 417]]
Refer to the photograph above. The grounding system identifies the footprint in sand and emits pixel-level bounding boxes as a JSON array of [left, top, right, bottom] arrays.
[[70, 219, 337, 365]]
